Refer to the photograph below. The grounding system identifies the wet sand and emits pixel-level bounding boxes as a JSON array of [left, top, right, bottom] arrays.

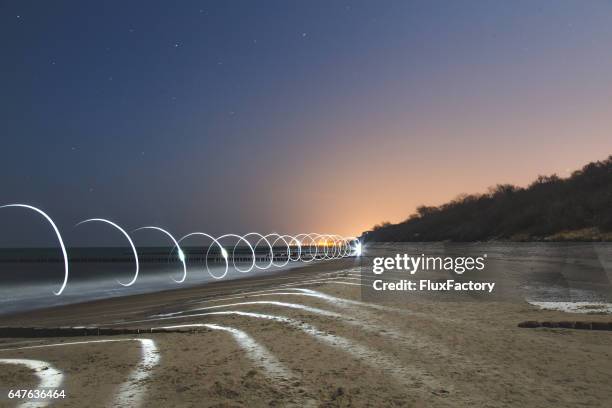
[[1, 257, 612, 407]]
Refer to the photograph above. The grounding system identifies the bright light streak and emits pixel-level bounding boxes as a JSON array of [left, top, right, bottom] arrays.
[[244, 232, 274, 270], [0, 204, 69, 296], [133, 226, 187, 283], [279, 234, 301, 262], [216, 233, 255, 273], [76, 219, 139, 287], [178, 232, 229, 280], [355, 241, 362, 256], [1, 202, 357, 295], [0, 358, 63, 405], [295, 233, 319, 263], [265, 233, 290, 267]]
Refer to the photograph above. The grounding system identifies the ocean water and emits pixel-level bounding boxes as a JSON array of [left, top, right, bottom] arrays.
[[0, 247, 304, 315]]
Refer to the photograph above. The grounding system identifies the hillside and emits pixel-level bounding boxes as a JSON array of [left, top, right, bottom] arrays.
[[363, 155, 612, 242]]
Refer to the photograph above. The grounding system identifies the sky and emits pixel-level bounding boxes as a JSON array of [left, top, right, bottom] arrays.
[[1, 0, 612, 247]]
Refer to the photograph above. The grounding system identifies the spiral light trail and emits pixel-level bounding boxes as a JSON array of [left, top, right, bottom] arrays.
[[75, 218, 140, 287], [133, 226, 187, 283], [1, 203, 362, 295], [0, 204, 69, 296]]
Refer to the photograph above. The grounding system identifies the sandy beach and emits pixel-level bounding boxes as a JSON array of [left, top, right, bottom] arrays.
[[1, 254, 611, 408]]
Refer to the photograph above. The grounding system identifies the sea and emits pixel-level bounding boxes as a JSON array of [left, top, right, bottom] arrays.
[[0, 246, 302, 315]]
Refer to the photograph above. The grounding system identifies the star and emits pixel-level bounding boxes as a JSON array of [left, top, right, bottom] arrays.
[[302, 32, 307, 38], [174, 42, 180, 48]]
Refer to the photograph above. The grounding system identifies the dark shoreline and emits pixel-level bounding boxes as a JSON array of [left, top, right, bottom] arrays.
[[0, 258, 356, 326]]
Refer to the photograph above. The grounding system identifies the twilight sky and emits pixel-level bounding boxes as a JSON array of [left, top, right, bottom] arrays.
[[1, 0, 612, 246]]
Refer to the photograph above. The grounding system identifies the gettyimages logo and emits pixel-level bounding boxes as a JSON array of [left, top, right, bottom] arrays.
[[372, 253, 487, 275], [367, 253, 495, 294]]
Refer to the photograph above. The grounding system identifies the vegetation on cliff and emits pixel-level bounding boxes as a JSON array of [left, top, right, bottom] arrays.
[[364, 156, 612, 242]]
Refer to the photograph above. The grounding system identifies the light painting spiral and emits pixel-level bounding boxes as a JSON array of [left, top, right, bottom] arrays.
[[75, 218, 140, 287], [133, 226, 187, 283], [0, 204, 69, 296], [1, 203, 362, 295], [178, 232, 229, 280]]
